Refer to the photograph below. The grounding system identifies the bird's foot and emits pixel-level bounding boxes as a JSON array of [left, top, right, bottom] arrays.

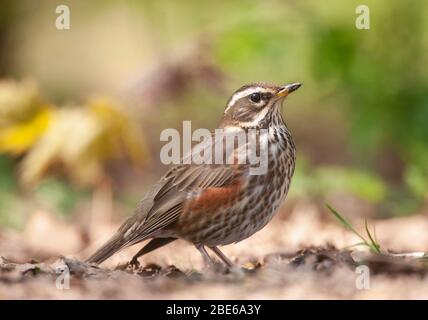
[[127, 258, 141, 270], [202, 260, 228, 274]]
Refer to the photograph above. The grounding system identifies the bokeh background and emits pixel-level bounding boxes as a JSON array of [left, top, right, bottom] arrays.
[[0, 0, 428, 274]]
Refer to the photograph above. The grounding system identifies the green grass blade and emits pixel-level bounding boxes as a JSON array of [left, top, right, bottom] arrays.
[[343, 242, 371, 250], [364, 219, 381, 253], [373, 224, 379, 245], [326, 204, 368, 244]]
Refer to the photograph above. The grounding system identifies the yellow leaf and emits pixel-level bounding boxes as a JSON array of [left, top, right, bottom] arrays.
[[0, 79, 41, 122], [0, 107, 52, 155], [20, 107, 103, 186], [88, 98, 148, 166]]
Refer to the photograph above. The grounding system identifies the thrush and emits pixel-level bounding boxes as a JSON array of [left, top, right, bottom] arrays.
[[87, 82, 301, 268]]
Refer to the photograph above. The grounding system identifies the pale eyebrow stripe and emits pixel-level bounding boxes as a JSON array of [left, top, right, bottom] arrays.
[[224, 87, 275, 113]]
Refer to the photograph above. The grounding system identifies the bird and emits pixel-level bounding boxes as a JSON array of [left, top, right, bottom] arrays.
[[86, 82, 301, 269]]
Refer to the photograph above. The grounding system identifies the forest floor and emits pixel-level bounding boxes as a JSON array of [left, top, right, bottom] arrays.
[[1, 203, 428, 299]]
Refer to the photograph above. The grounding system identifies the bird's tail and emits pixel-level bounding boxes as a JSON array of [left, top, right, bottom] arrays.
[[86, 233, 128, 265]]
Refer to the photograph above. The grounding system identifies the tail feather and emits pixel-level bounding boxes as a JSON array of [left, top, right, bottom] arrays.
[[86, 233, 128, 264], [131, 237, 176, 261]]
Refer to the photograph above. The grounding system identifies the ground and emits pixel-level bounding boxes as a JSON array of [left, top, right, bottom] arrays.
[[1, 203, 428, 299]]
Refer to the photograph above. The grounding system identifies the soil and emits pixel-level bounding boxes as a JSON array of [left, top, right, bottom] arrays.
[[1, 204, 428, 299]]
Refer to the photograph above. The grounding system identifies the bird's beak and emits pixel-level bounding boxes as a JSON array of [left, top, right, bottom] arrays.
[[276, 82, 302, 99]]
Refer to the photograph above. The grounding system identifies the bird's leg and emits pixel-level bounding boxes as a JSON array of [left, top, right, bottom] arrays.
[[129, 238, 176, 269], [209, 246, 234, 268], [129, 256, 141, 269], [195, 244, 217, 269]]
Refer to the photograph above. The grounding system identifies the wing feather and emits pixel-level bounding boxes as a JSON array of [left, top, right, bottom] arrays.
[[88, 130, 249, 263]]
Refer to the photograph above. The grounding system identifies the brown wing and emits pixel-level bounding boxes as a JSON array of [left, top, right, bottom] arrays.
[[121, 129, 250, 244], [122, 163, 246, 246], [87, 131, 248, 264]]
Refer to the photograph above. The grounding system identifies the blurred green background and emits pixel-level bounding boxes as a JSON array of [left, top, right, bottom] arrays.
[[0, 0, 427, 230]]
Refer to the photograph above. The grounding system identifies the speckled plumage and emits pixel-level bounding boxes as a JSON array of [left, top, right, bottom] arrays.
[[87, 82, 300, 268]]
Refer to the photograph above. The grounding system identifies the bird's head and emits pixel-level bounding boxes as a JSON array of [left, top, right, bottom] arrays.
[[220, 82, 302, 129]]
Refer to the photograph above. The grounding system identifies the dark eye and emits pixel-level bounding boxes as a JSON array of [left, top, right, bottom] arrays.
[[250, 92, 261, 103]]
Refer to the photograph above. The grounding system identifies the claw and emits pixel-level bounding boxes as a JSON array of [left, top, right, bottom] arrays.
[[128, 258, 141, 270]]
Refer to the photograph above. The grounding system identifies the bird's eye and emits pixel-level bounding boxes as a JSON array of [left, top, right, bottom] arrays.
[[249, 92, 261, 103]]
